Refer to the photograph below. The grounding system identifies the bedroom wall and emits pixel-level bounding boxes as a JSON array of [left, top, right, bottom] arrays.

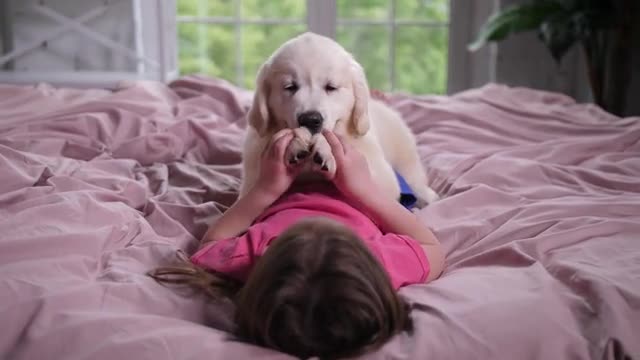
[[493, 0, 591, 104], [493, 0, 639, 116], [448, 0, 498, 94]]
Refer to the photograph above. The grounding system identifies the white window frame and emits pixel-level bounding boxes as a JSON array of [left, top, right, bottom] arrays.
[[0, 0, 177, 88]]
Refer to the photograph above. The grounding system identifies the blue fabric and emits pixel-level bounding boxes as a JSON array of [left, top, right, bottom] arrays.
[[395, 172, 417, 209]]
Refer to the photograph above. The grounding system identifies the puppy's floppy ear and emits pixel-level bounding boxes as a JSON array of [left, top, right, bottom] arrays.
[[247, 62, 272, 137], [349, 58, 371, 137]]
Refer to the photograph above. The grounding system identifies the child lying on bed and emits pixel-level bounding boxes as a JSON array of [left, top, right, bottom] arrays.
[[149, 129, 445, 359]]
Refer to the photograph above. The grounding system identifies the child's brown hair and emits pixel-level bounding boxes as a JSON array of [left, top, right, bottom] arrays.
[[149, 217, 412, 359]]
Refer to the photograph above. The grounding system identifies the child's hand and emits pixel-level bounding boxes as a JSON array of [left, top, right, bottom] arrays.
[[323, 130, 377, 200], [254, 129, 301, 199]]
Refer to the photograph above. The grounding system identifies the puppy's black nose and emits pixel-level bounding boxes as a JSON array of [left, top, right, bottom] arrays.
[[297, 111, 323, 133]]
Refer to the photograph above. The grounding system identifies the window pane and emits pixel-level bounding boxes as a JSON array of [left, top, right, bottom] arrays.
[[242, 25, 306, 89], [395, 26, 448, 94], [177, 0, 235, 18], [337, 26, 390, 91], [178, 23, 236, 82], [241, 0, 305, 19], [337, 0, 389, 20], [395, 0, 449, 21]]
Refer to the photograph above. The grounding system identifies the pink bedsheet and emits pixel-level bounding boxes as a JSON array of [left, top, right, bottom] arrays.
[[1, 76, 639, 359]]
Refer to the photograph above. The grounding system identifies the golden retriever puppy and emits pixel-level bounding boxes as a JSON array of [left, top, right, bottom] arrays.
[[240, 32, 439, 206]]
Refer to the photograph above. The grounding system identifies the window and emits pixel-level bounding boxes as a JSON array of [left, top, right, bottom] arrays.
[[177, 1, 306, 89], [177, 0, 449, 94], [335, 0, 449, 94]]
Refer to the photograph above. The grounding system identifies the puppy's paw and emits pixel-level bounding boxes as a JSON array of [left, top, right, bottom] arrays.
[[286, 128, 313, 165], [310, 134, 336, 177], [425, 186, 440, 203], [414, 186, 440, 208]]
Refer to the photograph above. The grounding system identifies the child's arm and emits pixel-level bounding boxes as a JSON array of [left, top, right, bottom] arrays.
[[323, 130, 445, 282], [201, 187, 279, 247], [354, 194, 444, 282], [201, 129, 300, 247]]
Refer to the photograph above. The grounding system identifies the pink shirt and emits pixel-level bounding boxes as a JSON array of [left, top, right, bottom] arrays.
[[190, 183, 430, 290]]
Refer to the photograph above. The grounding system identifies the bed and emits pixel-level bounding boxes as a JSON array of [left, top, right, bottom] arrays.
[[1, 76, 638, 360]]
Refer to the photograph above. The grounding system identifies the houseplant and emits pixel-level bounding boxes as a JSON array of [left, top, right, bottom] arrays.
[[468, 0, 635, 116]]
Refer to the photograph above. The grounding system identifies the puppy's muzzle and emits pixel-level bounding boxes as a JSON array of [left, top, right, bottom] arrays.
[[297, 111, 323, 134]]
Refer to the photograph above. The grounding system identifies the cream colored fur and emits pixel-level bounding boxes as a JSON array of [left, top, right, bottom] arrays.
[[240, 32, 439, 205]]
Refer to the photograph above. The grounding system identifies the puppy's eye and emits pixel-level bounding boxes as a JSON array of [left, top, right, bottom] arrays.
[[325, 83, 338, 92], [284, 82, 299, 93]]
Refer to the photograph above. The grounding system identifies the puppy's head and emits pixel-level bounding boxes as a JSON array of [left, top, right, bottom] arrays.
[[247, 32, 370, 137]]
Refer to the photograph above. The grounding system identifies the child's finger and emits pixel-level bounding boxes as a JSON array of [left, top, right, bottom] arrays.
[[322, 130, 345, 162], [334, 132, 352, 153], [272, 132, 294, 160], [271, 128, 292, 143], [263, 129, 292, 157]]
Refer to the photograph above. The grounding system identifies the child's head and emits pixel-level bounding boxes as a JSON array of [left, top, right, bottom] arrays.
[[149, 217, 412, 359], [234, 217, 412, 359]]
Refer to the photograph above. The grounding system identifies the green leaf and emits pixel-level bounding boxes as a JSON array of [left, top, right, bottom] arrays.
[[468, 1, 564, 52]]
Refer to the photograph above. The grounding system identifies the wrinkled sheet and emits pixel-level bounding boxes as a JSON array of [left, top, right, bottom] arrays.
[[1, 76, 639, 360]]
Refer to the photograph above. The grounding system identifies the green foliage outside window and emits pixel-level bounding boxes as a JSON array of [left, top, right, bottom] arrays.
[[177, 0, 449, 94]]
